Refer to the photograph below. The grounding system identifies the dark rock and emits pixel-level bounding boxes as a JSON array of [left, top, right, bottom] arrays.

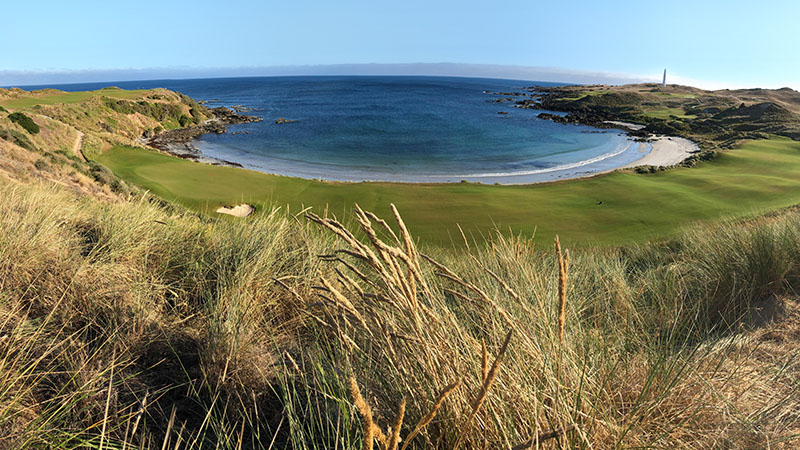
[[146, 106, 261, 152], [209, 107, 262, 125]]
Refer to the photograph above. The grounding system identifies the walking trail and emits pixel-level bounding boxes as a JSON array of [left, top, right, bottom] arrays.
[[73, 130, 85, 162]]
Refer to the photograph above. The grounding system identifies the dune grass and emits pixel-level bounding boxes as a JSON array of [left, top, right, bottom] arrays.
[[0, 87, 146, 109], [1, 179, 799, 448], [95, 137, 800, 246]]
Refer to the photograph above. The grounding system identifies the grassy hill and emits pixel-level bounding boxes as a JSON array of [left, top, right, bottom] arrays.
[[0, 86, 145, 109], [0, 86, 211, 198]]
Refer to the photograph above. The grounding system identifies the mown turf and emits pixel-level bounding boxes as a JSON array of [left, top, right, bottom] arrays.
[[653, 91, 698, 99], [643, 107, 698, 119], [95, 138, 800, 246], [554, 90, 611, 101], [0, 87, 146, 109]]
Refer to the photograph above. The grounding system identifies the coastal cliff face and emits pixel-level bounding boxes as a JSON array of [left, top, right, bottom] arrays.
[[0, 87, 257, 198]]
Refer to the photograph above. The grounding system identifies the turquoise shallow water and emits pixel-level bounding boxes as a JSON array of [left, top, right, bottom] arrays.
[[27, 76, 648, 184]]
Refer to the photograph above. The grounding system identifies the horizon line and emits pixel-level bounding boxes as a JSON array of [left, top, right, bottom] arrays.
[[1, 63, 796, 91]]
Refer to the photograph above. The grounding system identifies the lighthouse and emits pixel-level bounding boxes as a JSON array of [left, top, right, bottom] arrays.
[[662, 69, 667, 88]]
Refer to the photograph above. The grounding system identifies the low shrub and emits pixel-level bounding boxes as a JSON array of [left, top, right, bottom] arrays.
[[33, 158, 49, 170], [635, 165, 660, 174], [8, 112, 40, 134], [681, 150, 718, 167], [85, 161, 129, 194], [0, 127, 37, 150], [87, 161, 116, 185], [105, 98, 184, 123]]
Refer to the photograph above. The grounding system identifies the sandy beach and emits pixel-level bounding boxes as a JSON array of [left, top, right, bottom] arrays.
[[603, 120, 646, 131], [623, 136, 699, 168]]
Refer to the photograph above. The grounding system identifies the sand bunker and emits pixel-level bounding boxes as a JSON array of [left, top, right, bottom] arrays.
[[216, 204, 255, 217]]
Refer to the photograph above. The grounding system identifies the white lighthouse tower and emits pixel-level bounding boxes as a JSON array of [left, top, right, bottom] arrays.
[[662, 69, 667, 88]]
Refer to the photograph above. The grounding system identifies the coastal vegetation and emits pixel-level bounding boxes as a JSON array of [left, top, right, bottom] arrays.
[[1, 178, 799, 448], [529, 83, 800, 149], [1, 84, 800, 448], [0, 86, 145, 109], [7, 112, 39, 135], [0, 127, 36, 151]]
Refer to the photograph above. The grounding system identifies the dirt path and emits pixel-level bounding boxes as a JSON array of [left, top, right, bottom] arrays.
[[32, 112, 87, 162], [72, 130, 85, 162]]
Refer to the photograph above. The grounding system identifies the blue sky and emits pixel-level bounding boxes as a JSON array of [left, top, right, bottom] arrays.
[[2, 0, 798, 88]]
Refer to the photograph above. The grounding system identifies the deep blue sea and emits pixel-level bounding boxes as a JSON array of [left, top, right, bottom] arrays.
[[21, 76, 649, 183]]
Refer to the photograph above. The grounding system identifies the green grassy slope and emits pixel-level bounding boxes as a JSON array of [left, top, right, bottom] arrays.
[[95, 137, 800, 246], [0, 87, 146, 109], [642, 107, 698, 119]]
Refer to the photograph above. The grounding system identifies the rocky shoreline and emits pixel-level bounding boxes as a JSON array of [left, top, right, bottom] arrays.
[[494, 88, 659, 138], [495, 83, 800, 151], [145, 106, 261, 165], [485, 86, 712, 170]]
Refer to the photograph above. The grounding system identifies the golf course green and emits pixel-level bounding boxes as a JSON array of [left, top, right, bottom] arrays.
[[95, 137, 800, 246]]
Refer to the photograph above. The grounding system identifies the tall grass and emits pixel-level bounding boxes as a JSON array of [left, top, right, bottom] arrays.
[[1, 180, 799, 448]]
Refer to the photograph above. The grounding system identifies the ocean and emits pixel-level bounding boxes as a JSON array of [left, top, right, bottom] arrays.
[[25, 76, 648, 184]]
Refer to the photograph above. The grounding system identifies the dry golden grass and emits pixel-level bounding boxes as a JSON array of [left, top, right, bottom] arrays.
[[303, 202, 800, 448], [555, 236, 569, 344], [1, 179, 799, 448]]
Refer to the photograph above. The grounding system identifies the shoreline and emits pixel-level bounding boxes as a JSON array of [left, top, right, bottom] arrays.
[[145, 91, 699, 186], [152, 128, 699, 186], [145, 106, 261, 168]]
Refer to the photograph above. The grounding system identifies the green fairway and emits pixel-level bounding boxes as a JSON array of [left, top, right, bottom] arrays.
[[95, 138, 800, 246], [653, 91, 698, 99], [0, 87, 146, 109], [643, 107, 697, 119], [555, 90, 611, 101]]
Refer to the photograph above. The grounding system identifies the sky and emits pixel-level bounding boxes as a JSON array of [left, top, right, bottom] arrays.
[[2, 0, 798, 89]]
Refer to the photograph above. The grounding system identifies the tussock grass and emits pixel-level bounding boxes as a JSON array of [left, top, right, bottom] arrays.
[[1, 179, 799, 448]]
